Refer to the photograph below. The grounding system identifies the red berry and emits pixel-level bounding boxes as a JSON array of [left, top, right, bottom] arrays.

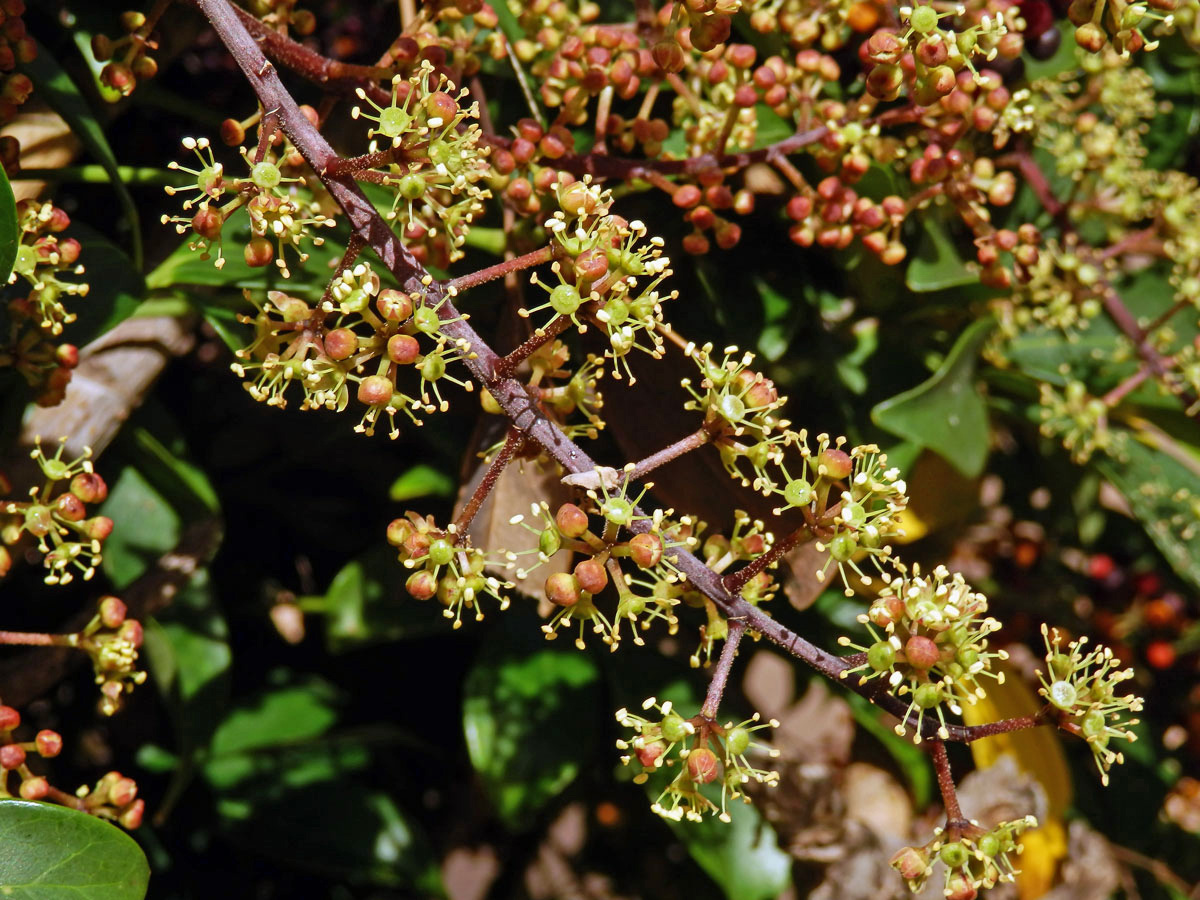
[[0, 706, 19, 730], [555, 503, 590, 538], [546, 572, 581, 607]]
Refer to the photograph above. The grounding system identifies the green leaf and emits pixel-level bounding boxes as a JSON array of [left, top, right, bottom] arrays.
[[21, 41, 142, 269], [0, 162, 17, 283], [389, 463, 455, 502], [0, 800, 149, 900], [125, 425, 221, 518], [666, 803, 791, 900], [98, 467, 181, 589], [143, 569, 231, 757], [872, 318, 995, 477], [207, 679, 341, 759], [463, 618, 601, 828], [1096, 430, 1200, 591], [906, 217, 977, 292], [64, 225, 145, 346], [317, 546, 445, 651], [753, 277, 796, 363], [198, 681, 442, 892]]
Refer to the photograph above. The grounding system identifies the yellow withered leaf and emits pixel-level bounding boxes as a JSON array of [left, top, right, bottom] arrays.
[[962, 661, 1070, 899]]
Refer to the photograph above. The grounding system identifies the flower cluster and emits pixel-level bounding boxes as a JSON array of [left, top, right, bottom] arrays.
[[0, 705, 141, 827], [3, 201, 87, 397], [1, 203, 84, 405], [92, 8, 161, 99], [387, 512, 511, 628], [839, 564, 1005, 741], [891, 814, 1038, 899], [353, 61, 492, 263], [71, 596, 147, 717], [0, 438, 113, 585], [230, 273, 477, 438], [163, 133, 333, 276], [1038, 624, 1142, 785], [615, 697, 779, 823], [0, 0, 35, 172], [530, 180, 675, 383]]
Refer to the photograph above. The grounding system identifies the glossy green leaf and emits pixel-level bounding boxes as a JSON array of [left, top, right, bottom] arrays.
[[906, 217, 977, 292], [0, 800, 149, 900], [1096, 431, 1200, 591], [463, 619, 601, 828], [0, 162, 17, 283], [98, 467, 181, 589], [666, 802, 791, 900], [872, 318, 995, 477], [389, 463, 455, 502], [21, 42, 141, 269]]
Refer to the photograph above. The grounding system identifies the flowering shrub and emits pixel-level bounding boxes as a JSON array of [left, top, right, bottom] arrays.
[[0, 0, 1198, 897]]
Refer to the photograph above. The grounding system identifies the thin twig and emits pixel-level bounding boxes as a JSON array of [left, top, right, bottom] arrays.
[[701, 619, 745, 719], [931, 739, 965, 824], [628, 428, 711, 480], [449, 245, 556, 294], [455, 427, 524, 537]]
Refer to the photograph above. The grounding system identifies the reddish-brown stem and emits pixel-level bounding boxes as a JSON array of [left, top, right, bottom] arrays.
[[254, 111, 278, 164], [0, 630, 65, 647], [1011, 149, 1064, 220], [1139, 297, 1189, 341], [220, 1, 395, 90], [494, 316, 574, 379], [628, 427, 711, 480], [449, 245, 557, 294], [930, 739, 965, 824], [1102, 366, 1152, 408], [723, 524, 811, 593], [454, 427, 524, 537], [324, 146, 418, 176], [199, 0, 1051, 746], [701, 618, 745, 719], [45, 785, 89, 811], [955, 710, 1049, 742]]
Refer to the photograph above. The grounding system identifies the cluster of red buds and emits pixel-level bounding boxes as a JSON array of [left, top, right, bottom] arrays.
[[0, 0, 34, 174], [2, 202, 87, 406], [92, 8, 163, 98], [0, 439, 112, 585], [0, 704, 144, 829]]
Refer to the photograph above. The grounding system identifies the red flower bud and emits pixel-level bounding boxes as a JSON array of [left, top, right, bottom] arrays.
[[686, 746, 720, 783], [35, 729, 63, 758]]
